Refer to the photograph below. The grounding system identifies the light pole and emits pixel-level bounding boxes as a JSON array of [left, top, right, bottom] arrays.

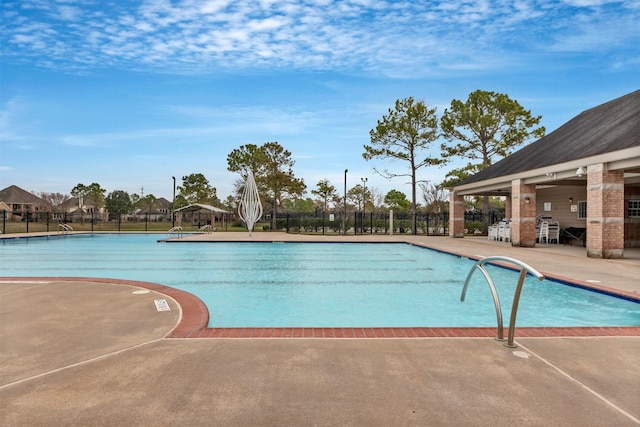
[[361, 177, 367, 235], [172, 176, 176, 227], [343, 169, 348, 235], [360, 177, 367, 211]]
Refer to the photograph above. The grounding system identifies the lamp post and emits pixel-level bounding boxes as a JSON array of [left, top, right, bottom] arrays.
[[343, 169, 348, 235], [172, 176, 176, 227], [360, 177, 367, 211], [361, 177, 367, 235]]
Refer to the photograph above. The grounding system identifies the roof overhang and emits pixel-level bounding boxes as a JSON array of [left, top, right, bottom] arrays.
[[451, 147, 640, 196], [174, 203, 232, 214]]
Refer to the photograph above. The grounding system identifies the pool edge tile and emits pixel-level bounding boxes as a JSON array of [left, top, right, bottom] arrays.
[[5, 277, 639, 340]]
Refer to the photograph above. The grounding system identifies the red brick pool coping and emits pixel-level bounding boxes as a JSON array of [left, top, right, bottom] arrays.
[[3, 276, 639, 339]]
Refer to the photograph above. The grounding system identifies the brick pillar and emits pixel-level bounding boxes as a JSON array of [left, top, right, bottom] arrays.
[[504, 196, 512, 220], [586, 164, 624, 258], [511, 180, 536, 247], [449, 192, 465, 238]]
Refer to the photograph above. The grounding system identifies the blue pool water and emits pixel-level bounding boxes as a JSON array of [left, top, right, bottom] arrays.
[[0, 233, 638, 328]]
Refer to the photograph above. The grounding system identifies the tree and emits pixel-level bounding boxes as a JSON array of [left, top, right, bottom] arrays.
[[311, 179, 338, 213], [177, 173, 219, 206], [282, 197, 315, 214], [420, 182, 448, 235], [227, 141, 306, 231], [222, 195, 237, 211], [226, 144, 265, 177], [346, 184, 372, 211], [420, 181, 448, 214], [440, 163, 482, 188], [105, 190, 133, 222], [364, 97, 443, 234], [39, 192, 69, 208], [440, 89, 545, 214], [71, 183, 106, 208], [136, 194, 158, 212], [261, 142, 306, 230], [384, 189, 411, 212], [368, 187, 385, 212]]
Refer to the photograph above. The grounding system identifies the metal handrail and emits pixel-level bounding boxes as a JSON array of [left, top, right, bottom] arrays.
[[199, 224, 214, 233], [57, 223, 73, 234], [167, 226, 183, 238], [461, 256, 545, 348]]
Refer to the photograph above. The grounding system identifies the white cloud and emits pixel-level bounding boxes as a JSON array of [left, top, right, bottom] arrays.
[[1, 0, 638, 76], [56, 5, 82, 21]]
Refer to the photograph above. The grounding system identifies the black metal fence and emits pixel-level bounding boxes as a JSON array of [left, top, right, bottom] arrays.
[[1, 209, 502, 236], [278, 210, 501, 236], [0, 210, 180, 234]]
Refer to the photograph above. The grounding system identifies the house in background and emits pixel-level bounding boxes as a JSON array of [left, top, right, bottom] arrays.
[[57, 197, 107, 222], [133, 197, 172, 222], [0, 185, 52, 221], [449, 90, 640, 258]]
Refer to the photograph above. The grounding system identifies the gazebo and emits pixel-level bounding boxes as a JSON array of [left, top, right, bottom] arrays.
[[173, 203, 232, 229]]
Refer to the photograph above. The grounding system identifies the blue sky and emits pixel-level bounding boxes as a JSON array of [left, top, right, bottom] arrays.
[[1, 0, 638, 203]]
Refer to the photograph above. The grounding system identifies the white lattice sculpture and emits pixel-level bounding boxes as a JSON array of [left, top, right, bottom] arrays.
[[238, 170, 263, 235]]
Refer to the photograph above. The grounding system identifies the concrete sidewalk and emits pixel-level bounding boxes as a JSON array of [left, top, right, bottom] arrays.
[[1, 278, 639, 426], [1, 233, 639, 425]]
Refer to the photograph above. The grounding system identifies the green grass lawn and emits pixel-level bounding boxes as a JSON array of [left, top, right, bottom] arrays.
[[0, 220, 274, 234]]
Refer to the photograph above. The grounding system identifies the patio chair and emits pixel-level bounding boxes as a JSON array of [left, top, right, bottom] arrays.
[[539, 221, 549, 244], [488, 225, 498, 241], [548, 221, 560, 244], [503, 222, 512, 243]]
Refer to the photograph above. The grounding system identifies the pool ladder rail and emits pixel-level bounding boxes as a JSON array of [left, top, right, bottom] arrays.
[[57, 223, 73, 234], [461, 256, 545, 348], [167, 226, 184, 239], [199, 224, 215, 233]]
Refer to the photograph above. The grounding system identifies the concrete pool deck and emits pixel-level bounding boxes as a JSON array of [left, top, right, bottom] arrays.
[[1, 232, 639, 425]]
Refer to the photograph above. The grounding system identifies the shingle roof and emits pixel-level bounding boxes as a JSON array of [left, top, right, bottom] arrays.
[[456, 90, 640, 186], [60, 197, 99, 209], [0, 185, 50, 205]]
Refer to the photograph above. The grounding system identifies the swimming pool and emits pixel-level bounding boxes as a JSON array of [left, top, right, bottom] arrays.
[[0, 233, 638, 328]]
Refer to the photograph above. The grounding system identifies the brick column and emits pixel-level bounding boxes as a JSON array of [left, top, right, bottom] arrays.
[[511, 180, 536, 247], [586, 164, 624, 258], [449, 192, 465, 238], [504, 196, 512, 220]]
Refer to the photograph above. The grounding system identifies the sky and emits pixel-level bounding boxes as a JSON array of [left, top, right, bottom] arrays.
[[1, 0, 639, 204]]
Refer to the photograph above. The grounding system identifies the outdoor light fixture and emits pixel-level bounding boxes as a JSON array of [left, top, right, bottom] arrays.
[[361, 177, 367, 211], [525, 197, 530, 204], [569, 197, 573, 203], [576, 167, 586, 177]]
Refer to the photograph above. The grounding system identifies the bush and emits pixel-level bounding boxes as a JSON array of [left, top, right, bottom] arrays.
[[465, 221, 483, 234]]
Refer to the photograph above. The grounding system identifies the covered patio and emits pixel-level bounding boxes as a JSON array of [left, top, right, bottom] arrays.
[[449, 90, 640, 258], [173, 203, 233, 229]]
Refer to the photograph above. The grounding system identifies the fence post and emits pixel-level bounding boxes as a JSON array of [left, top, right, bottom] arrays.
[[370, 212, 373, 235]]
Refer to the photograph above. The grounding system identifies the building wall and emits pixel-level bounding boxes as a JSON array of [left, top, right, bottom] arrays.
[[626, 185, 640, 248], [535, 182, 640, 248], [535, 185, 587, 229]]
